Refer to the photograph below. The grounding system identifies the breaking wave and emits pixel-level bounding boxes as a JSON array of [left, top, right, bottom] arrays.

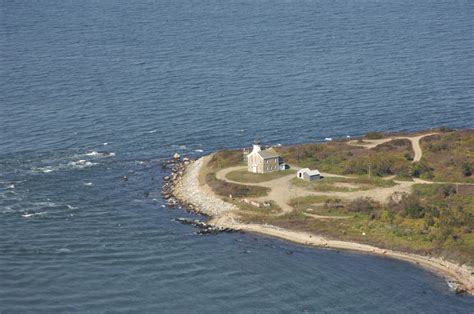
[[22, 211, 48, 218], [84, 151, 115, 158], [68, 160, 97, 169]]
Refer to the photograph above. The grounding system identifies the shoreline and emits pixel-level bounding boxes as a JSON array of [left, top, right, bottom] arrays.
[[170, 155, 474, 296]]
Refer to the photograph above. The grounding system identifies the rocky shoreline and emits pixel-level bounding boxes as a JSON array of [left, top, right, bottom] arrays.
[[161, 154, 240, 235], [162, 154, 474, 296]]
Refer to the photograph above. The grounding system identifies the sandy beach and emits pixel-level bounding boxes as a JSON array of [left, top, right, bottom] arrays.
[[173, 156, 474, 295]]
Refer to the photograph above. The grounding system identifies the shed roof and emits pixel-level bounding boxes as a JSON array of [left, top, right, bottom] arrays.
[[298, 168, 320, 176], [307, 170, 320, 176]]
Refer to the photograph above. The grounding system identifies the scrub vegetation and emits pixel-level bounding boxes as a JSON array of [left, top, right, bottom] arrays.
[[243, 182, 474, 265], [276, 139, 414, 178], [418, 130, 474, 183]]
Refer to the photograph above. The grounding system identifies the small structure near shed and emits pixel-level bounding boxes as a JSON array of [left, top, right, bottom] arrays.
[[297, 168, 321, 181]]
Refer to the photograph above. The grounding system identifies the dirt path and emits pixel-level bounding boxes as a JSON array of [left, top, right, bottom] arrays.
[[348, 133, 438, 162], [214, 139, 466, 216], [215, 166, 427, 214], [303, 213, 351, 219]]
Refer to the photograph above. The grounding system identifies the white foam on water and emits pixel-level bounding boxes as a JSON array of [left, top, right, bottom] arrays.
[[57, 248, 71, 254], [68, 160, 97, 169], [31, 166, 56, 173], [83, 182, 93, 186], [171, 144, 187, 150], [33, 201, 58, 208], [103, 142, 108, 146], [194, 149, 204, 153], [22, 211, 47, 218], [6, 184, 15, 189], [66, 204, 78, 210], [85, 151, 101, 157], [1, 206, 15, 214], [85, 151, 115, 158], [147, 129, 157, 134], [324, 137, 333, 141]]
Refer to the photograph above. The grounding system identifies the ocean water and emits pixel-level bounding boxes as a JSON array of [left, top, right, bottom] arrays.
[[1, 0, 473, 312]]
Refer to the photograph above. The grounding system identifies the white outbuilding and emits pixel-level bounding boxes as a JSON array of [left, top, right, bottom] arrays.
[[297, 168, 320, 181]]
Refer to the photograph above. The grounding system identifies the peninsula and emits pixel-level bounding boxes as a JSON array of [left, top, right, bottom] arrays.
[[165, 128, 474, 294]]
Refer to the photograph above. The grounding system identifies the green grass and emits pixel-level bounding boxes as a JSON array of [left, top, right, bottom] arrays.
[[225, 169, 296, 183], [205, 172, 269, 198]]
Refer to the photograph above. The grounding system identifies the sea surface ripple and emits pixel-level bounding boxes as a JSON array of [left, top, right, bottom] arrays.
[[0, 0, 473, 312]]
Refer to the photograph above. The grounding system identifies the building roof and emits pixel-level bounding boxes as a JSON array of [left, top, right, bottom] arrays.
[[298, 168, 320, 176], [257, 149, 280, 159]]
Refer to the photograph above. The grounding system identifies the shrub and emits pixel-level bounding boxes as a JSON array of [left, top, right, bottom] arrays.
[[438, 127, 454, 133], [365, 132, 384, 139], [411, 162, 433, 178], [387, 192, 426, 218], [438, 184, 456, 198], [347, 197, 377, 213], [462, 163, 472, 177], [208, 150, 243, 169], [324, 198, 344, 210]]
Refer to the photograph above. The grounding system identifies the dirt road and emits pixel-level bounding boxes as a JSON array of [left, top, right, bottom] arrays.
[[348, 133, 438, 162], [215, 166, 432, 214]]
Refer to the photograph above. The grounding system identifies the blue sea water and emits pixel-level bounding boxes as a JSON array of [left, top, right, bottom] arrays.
[[1, 0, 473, 312]]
